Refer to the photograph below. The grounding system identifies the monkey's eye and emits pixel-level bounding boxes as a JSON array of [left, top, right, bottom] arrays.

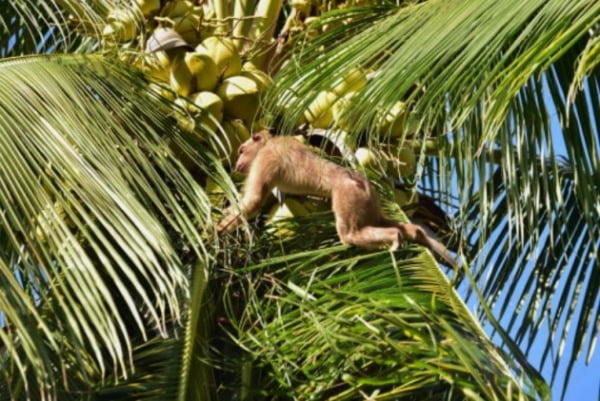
[[252, 135, 260, 142]]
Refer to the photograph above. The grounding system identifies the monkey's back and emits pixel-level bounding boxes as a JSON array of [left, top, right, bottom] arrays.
[[265, 137, 347, 198]]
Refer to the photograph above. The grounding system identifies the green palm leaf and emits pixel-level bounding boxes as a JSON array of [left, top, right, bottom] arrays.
[[268, 0, 600, 391], [0, 54, 233, 397], [223, 211, 548, 400]]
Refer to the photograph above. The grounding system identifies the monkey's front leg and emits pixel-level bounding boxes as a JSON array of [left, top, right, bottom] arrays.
[[216, 165, 275, 233]]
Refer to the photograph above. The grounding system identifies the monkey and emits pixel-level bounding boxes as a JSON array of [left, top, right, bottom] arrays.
[[217, 130, 457, 266]]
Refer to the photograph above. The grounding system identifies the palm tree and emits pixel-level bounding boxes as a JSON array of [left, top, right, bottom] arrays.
[[0, 1, 597, 400]]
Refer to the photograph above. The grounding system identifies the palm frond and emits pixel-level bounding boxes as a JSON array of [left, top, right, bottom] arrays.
[[220, 209, 548, 400], [267, 0, 600, 391], [0, 54, 234, 398], [0, 0, 110, 56]]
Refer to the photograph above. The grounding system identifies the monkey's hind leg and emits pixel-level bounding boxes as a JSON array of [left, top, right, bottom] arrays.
[[340, 226, 404, 251], [396, 222, 458, 267]]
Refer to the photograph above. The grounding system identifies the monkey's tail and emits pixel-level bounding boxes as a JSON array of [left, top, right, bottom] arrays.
[[393, 221, 458, 268]]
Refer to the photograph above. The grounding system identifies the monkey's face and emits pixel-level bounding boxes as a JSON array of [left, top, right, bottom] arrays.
[[235, 131, 269, 174]]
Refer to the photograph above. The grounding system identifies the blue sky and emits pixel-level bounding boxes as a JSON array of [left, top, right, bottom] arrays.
[[457, 85, 600, 401]]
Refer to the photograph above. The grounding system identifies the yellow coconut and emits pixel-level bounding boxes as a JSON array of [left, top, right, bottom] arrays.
[[242, 61, 261, 71], [135, 0, 160, 16], [331, 68, 367, 95], [332, 91, 357, 131], [162, 0, 194, 18], [290, 0, 311, 13], [222, 119, 251, 162], [184, 52, 219, 91], [143, 50, 171, 82], [267, 198, 310, 236], [240, 67, 273, 92], [377, 101, 422, 138], [196, 37, 242, 78], [355, 147, 388, 171], [293, 135, 306, 144], [355, 147, 375, 168], [304, 91, 337, 129], [169, 53, 194, 96], [105, 8, 137, 42], [191, 91, 224, 121], [174, 97, 190, 112], [217, 76, 260, 124], [149, 83, 176, 101], [173, 14, 201, 44]]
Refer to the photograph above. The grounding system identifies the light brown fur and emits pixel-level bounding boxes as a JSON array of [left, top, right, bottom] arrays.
[[217, 130, 456, 266]]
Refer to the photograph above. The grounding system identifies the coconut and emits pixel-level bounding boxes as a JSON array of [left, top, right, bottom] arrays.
[[355, 147, 375, 167], [304, 91, 337, 129], [290, 0, 310, 13], [184, 52, 219, 91], [169, 53, 194, 96], [331, 68, 367, 95], [196, 37, 242, 78], [191, 92, 224, 121], [135, 0, 160, 16], [104, 9, 137, 42], [377, 101, 421, 138], [267, 198, 310, 236], [216, 76, 260, 124], [242, 61, 261, 71], [394, 188, 418, 207], [149, 83, 177, 101], [355, 147, 388, 172], [240, 67, 273, 91], [396, 144, 416, 177], [332, 91, 357, 131], [143, 51, 171, 82], [162, 0, 194, 18], [222, 119, 250, 162], [173, 14, 201, 44]]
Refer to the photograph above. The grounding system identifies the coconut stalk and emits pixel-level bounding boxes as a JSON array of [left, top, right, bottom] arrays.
[[210, 0, 230, 35], [232, 0, 257, 50], [250, 0, 284, 69]]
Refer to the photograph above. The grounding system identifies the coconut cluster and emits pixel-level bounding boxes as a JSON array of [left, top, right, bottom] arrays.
[[99, 0, 420, 223], [102, 0, 275, 164], [300, 68, 420, 177]]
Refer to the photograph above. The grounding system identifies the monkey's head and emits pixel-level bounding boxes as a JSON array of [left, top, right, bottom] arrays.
[[235, 130, 271, 174]]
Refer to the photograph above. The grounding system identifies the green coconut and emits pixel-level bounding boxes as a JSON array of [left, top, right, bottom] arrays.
[[304, 91, 337, 129], [396, 144, 416, 176], [169, 53, 194, 96], [162, 0, 194, 18], [216, 76, 259, 124], [196, 37, 242, 78], [184, 52, 219, 91], [135, 0, 160, 16]]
